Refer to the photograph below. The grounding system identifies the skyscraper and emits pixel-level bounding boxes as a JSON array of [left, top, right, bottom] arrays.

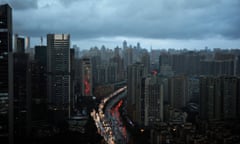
[[144, 75, 164, 126], [47, 34, 70, 118], [80, 57, 92, 96], [13, 46, 31, 140], [199, 76, 240, 120], [30, 45, 47, 129], [123, 41, 133, 70], [169, 75, 188, 109], [14, 34, 25, 53], [127, 62, 146, 124], [0, 4, 13, 144], [110, 48, 124, 81], [123, 40, 127, 50], [25, 36, 30, 52], [200, 76, 222, 120], [141, 52, 150, 75]]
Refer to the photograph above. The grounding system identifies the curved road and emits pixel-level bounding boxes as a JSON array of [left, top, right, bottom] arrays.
[[91, 86, 128, 144]]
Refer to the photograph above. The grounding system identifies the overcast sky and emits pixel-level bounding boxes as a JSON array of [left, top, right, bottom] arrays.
[[1, 0, 240, 50]]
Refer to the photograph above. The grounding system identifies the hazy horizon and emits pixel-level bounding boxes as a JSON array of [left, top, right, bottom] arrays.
[[1, 0, 240, 50]]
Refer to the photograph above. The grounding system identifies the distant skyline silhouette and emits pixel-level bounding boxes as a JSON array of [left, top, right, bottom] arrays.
[[1, 0, 240, 49]]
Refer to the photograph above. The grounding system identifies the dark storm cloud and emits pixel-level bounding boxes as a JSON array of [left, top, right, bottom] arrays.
[[11, 0, 240, 40], [58, 0, 82, 7], [1, 0, 38, 10]]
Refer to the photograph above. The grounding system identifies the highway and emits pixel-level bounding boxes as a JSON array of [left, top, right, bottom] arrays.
[[91, 86, 128, 144]]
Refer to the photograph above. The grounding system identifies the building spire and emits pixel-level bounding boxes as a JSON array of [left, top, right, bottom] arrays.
[[41, 36, 43, 46]]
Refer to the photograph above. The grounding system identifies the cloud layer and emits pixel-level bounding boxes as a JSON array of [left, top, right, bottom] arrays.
[[1, 0, 240, 48]]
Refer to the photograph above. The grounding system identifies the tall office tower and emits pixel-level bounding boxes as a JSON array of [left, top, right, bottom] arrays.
[[0, 4, 13, 144], [14, 34, 25, 53], [47, 34, 71, 119], [13, 49, 31, 141], [127, 63, 145, 124], [141, 52, 150, 75], [80, 57, 92, 96], [74, 58, 81, 100], [25, 36, 30, 52], [70, 49, 75, 110], [144, 75, 163, 126], [123, 40, 127, 50], [137, 42, 140, 49], [91, 55, 101, 87], [30, 46, 47, 130], [35, 45, 47, 67], [169, 75, 188, 109]]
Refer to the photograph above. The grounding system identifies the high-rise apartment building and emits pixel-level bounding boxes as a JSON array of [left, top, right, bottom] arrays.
[[0, 4, 13, 144], [187, 77, 200, 104], [110, 49, 124, 81], [123, 41, 133, 69], [127, 62, 146, 124], [141, 52, 150, 75], [200, 76, 240, 120], [47, 34, 70, 118], [144, 75, 163, 126], [169, 75, 188, 109], [200, 59, 235, 76]]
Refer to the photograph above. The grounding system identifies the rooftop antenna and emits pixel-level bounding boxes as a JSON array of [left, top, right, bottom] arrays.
[[40, 36, 43, 46]]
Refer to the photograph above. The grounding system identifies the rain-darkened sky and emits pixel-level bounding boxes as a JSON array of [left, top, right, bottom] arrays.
[[1, 0, 240, 49]]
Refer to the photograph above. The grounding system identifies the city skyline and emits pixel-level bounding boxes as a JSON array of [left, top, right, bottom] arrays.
[[1, 3, 240, 143], [0, 0, 240, 49]]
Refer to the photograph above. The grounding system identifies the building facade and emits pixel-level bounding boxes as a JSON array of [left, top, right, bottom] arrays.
[[144, 75, 164, 126], [47, 34, 70, 118], [200, 76, 240, 120], [80, 57, 92, 96], [127, 62, 146, 124], [0, 4, 13, 144]]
